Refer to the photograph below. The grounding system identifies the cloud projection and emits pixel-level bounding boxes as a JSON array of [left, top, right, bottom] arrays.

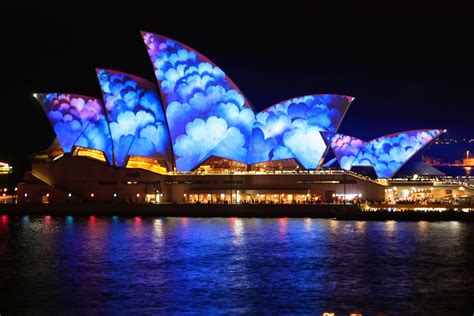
[[36, 32, 445, 177], [96, 69, 172, 167], [327, 130, 445, 178], [248, 95, 353, 169], [35, 93, 114, 164], [323, 133, 366, 170], [141, 31, 255, 171]]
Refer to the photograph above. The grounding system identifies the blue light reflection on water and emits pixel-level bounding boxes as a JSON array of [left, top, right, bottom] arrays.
[[0, 216, 473, 314]]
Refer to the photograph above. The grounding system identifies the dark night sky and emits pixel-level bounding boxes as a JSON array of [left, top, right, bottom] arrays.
[[0, 3, 472, 180]]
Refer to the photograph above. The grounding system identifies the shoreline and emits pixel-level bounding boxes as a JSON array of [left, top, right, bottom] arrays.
[[1, 203, 474, 221]]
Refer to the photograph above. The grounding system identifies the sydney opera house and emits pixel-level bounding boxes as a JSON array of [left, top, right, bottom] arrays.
[[17, 32, 447, 204]]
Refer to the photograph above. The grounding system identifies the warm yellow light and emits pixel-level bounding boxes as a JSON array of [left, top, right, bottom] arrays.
[[75, 147, 106, 162], [126, 156, 167, 174]]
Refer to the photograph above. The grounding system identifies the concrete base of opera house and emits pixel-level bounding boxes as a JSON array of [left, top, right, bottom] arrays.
[[16, 155, 386, 205]]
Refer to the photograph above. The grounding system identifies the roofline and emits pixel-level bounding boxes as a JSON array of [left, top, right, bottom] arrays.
[[140, 30, 257, 113], [259, 94, 355, 113]]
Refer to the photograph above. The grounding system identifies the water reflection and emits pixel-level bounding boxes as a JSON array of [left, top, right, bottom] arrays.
[[417, 221, 428, 239], [329, 218, 339, 234], [278, 217, 288, 238], [229, 217, 245, 246], [66, 216, 73, 224], [1, 214, 8, 232], [153, 218, 164, 245], [356, 221, 366, 233], [0, 216, 472, 314], [384, 220, 397, 236], [134, 216, 143, 232], [181, 217, 189, 227], [304, 218, 312, 232], [88, 215, 96, 225]]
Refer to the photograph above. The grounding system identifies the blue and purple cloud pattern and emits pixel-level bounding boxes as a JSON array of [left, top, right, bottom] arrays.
[[96, 69, 172, 168], [35, 93, 114, 164], [350, 129, 444, 178], [36, 32, 446, 178], [248, 95, 353, 169], [324, 133, 366, 170], [142, 32, 255, 171]]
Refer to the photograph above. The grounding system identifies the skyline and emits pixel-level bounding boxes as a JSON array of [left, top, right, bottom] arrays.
[[1, 4, 473, 179]]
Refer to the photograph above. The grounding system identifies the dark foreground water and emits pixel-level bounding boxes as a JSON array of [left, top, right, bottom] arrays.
[[1, 215, 474, 314]]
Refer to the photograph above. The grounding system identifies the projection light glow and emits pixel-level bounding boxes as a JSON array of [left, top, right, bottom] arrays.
[[323, 133, 366, 170], [35, 32, 446, 177], [327, 129, 445, 178], [141, 31, 255, 171], [248, 95, 353, 169], [96, 69, 172, 168], [35, 93, 114, 164]]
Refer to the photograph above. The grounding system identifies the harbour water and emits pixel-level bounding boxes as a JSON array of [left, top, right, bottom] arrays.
[[1, 215, 473, 314]]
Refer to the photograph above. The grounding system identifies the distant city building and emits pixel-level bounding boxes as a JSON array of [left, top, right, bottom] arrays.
[[0, 162, 12, 175]]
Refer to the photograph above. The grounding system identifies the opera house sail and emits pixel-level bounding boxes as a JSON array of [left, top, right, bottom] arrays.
[[96, 69, 173, 170], [141, 32, 255, 171], [325, 129, 445, 178], [35, 93, 114, 164], [248, 95, 353, 169], [23, 31, 447, 204]]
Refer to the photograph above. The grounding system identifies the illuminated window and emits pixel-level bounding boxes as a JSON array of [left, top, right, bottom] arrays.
[[126, 156, 168, 174], [73, 146, 107, 162]]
